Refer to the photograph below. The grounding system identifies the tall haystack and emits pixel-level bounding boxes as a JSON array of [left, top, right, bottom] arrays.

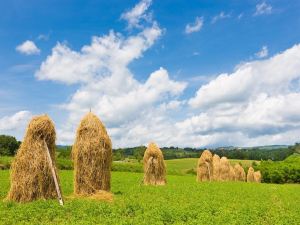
[[143, 142, 166, 185], [247, 167, 255, 182], [229, 165, 236, 181], [234, 164, 246, 182], [212, 154, 221, 181], [7, 115, 58, 202], [197, 150, 213, 182], [254, 171, 262, 183], [219, 157, 230, 181], [72, 112, 112, 195]]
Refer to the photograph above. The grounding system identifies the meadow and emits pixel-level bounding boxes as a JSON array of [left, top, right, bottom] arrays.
[[0, 158, 300, 224]]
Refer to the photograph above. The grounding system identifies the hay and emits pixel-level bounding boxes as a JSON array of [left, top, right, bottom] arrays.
[[234, 164, 246, 182], [219, 157, 230, 181], [7, 115, 58, 202], [197, 150, 213, 182], [72, 112, 112, 195], [247, 167, 255, 182], [254, 171, 262, 183], [212, 154, 221, 181], [143, 142, 166, 185], [229, 165, 236, 181]]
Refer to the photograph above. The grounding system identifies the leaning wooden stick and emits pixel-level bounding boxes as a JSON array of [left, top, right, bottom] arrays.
[[44, 139, 64, 206]]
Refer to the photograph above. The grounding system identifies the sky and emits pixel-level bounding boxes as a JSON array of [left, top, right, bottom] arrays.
[[0, 0, 300, 148]]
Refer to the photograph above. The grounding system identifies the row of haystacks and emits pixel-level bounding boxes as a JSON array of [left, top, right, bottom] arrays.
[[6, 113, 261, 204], [197, 150, 261, 183], [6, 112, 167, 203]]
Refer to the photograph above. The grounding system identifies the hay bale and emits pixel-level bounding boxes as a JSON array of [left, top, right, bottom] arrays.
[[7, 115, 58, 202], [254, 171, 262, 183], [247, 167, 255, 182], [197, 150, 213, 182], [72, 112, 112, 195], [143, 142, 166, 185], [229, 165, 236, 181], [234, 164, 246, 182], [212, 154, 221, 181], [219, 157, 230, 181]]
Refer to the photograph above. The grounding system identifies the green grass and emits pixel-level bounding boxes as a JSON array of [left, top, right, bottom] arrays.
[[0, 170, 299, 225]]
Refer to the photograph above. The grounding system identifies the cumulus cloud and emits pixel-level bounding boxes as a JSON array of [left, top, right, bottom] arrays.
[[211, 12, 231, 24], [255, 45, 268, 58], [121, 0, 152, 29], [254, 2, 272, 16], [36, 5, 188, 147], [0, 111, 32, 139], [16, 40, 40, 55], [185, 17, 203, 34], [181, 44, 300, 147]]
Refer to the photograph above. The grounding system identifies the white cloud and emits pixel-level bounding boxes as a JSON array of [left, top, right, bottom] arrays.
[[36, 7, 188, 147], [180, 44, 300, 147], [0, 111, 32, 140], [254, 2, 272, 16], [121, 0, 152, 29], [16, 40, 40, 55], [185, 17, 204, 34], [211, 12, 231, 24], [256, 45, 268, 58], [189, 44, 300, 109]]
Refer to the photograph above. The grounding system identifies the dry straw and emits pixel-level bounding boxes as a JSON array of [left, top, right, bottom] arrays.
[[143, 142, 166, 185], [254, 171, 262, 183], [72, 112, 112, 195], [7, 115, 59, 202], [212, 154, 220, 181], [234, 163, 246, 182], [197, 150, 213, 182], [247, 167, 255, 182], [219, 157, 230, 181], [229, 165, 236, 181]]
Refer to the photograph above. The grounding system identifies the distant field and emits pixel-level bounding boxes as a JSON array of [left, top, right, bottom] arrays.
[[0, 156, 258, 175], [0, 170, 299, 224]]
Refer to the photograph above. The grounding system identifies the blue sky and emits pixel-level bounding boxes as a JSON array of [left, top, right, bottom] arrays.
[[1, 0, 300, 147]]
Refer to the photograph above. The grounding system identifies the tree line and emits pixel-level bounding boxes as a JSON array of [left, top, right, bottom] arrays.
[[0, 134, 298, 162]]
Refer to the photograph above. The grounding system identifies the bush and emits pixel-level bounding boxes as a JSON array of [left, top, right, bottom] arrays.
[[0, 135, 20, 156], [258, 154, 300, 183]]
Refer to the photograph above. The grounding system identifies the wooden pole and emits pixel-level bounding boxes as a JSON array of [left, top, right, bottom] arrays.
[[44, 139, 64, 206]]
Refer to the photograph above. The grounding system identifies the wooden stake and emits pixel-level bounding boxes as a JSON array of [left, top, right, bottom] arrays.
[[44, 139, 64, 206]]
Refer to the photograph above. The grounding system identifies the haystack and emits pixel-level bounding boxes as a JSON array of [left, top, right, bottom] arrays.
[[254, 171, 262, 183], [234, 164, 246, 182], [72, 112, 112, 195], [247, 167, 255, 182], [197, 150, 213, 182], [229, 165, 236, 181], [212, 154, 220, 181], [143, 142, 166, 185], [219, 157, 230, 181], [7, 115, 58, 202]]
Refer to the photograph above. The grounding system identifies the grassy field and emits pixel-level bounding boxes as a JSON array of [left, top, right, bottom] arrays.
[[0, 170, 300, 225]]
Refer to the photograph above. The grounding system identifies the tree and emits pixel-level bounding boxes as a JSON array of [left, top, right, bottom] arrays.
[[0, 135, 20, 156]]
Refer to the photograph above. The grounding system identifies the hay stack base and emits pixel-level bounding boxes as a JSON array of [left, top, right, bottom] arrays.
[[197, 150, 213, 182], [72, 112, 112, 195], [7, 115, 58, 203], [234, 164, 246, 182], [212, 154, 221, 181], [247, 167, 255, 182], [254, 171, 262, 183], [143, 143, 166, 185], [219, 157, 230, 181]]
